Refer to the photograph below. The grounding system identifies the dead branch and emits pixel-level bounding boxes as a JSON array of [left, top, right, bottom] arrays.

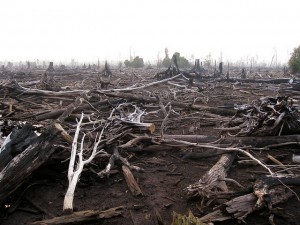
[[98, 145, 143, 178], [31, 206, 124, 225], [122, 165, 142, 196]]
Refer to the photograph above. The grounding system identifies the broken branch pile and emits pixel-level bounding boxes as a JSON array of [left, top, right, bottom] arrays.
[[219, 96, 300, 136]]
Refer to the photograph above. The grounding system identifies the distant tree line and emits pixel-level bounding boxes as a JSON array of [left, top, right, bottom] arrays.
[[289, 45, 300, 74]]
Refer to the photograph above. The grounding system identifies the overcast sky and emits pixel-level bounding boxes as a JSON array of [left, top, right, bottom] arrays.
[[0, 0, 299, 64]]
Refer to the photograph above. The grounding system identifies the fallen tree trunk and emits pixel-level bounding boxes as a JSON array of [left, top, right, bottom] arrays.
[[219, 77, 296, 84], [0, 128, 58, 204], [31, 206, 124, 225], [164, 134, 300, 148], [199, 186, 293, 222], [94, 91, 235, 116], [35, 99, 121, 121], [0, 79, 86, 97]]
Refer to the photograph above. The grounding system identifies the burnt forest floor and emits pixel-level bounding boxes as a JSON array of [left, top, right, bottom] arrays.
[[1, 67, 300, 225]]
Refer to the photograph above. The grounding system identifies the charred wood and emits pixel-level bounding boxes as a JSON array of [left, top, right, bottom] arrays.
[[0, 124, 37, 171], [0, 128, 58, 204], [199, 187, 293, 223]]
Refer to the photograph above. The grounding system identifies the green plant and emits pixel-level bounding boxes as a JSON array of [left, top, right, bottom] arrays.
[[288, 45, 300, 74], [131, 56, 144, 68], [171, 211, 207, 225], [124, 59, 131, 67]]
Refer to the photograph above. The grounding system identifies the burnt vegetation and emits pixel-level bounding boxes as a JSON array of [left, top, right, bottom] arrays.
[[1, 51, 300, 225]]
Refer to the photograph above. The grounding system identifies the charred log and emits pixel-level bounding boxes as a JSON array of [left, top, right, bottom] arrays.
[[0, 128, 58, 204], [0, 124, 37, 171]]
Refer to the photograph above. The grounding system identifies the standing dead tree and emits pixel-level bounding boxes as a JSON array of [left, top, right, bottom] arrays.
[[100, 61, 112, 77], [63, 113, 107, 214], [97, 61, 113, 89], [241, 68, 246, 79], [189, 59, 204, 76]]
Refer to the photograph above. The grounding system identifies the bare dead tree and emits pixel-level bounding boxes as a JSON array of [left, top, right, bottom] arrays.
[[63, 113, 107, 214]]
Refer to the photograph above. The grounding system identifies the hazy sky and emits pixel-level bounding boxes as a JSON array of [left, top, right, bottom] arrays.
[[0, 0, 299, 64]]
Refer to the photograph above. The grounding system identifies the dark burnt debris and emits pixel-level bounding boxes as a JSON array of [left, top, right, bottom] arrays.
[[222, 96, 300, 136]]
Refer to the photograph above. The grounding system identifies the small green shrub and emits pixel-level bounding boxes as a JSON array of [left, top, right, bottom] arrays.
[[171, 211, 207, 225]]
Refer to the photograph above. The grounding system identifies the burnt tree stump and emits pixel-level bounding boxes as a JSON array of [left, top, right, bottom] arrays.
[[46, 62, 54, 72]]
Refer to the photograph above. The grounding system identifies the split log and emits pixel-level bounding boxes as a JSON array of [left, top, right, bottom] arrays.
[[122, 165, 142, 196], [199, 187, 293, 222], [187, 153, 236, 198], [0, 128, 58, 204], [31, 206, 124, 225]]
